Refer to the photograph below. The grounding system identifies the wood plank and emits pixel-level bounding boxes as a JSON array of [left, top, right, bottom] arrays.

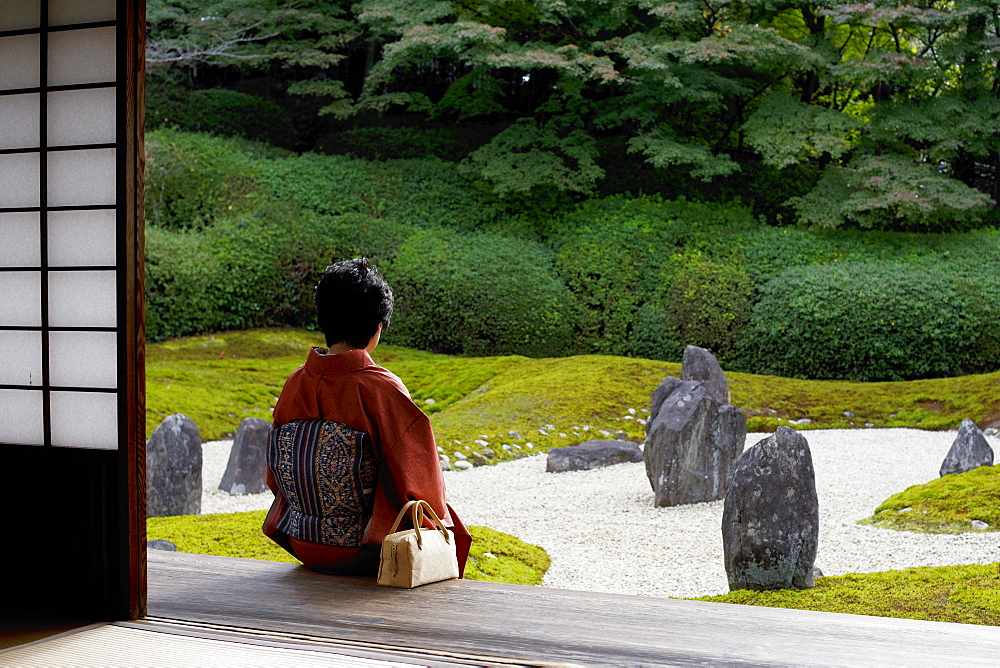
[[148, 551, 1000, 666]]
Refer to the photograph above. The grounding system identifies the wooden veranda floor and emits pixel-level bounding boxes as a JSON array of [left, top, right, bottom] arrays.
[[134, 551, 1000, 666]]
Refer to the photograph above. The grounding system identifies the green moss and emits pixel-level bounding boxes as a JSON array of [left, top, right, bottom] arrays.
[[860, 465, 1000, 533], [148, 510, 297, 563], [147, 511, 549, 585], [692, 563, 1000, 626], [463, 526, 550, 585], [146, 328, 1000, 447]]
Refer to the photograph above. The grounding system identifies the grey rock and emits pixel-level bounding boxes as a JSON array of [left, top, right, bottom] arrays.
[[647, 376, 684, 434], [439, 456, 451, 471], [147, 413, 202, 518], [843, 410, 854, 418], [453, 451, 468, 460], [481, 448, 496, 458], [940, 418, 994, 477], [723, 427, 819, 592], [971, 520, 989, 530], [681, 345, 730, 405], [812, 565, 824, 579], [453, 460, 473, 470], [147, 539, 177, 552], [508, 430, 522, 440], [547, 440, 644, 473], [219, 417, 270, 495], [644, 381, 746, 507]]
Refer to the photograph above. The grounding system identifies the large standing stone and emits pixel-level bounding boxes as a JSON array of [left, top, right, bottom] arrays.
[[647, 376, 684, 435], [680, 345, 730, 405], [940, 418, 994, 477], [147, 413, 202, 517], [219, 417, 270, 495], [644, 381, 746, 506], [547, 440, 644, 472], [722, 426, 819, 591]]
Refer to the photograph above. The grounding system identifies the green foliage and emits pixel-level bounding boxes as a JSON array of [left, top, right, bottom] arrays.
[[862, 465, 1000, 534], [790, 155, 993, 232], [146, 207, 415, 341], [252, 152, 371, 217], [742, 93, 860, 169], [738, 262, 985, 381], [147, 510, 551, 586], [461, 118, 604, 196], [693, 563, 1000, 626], [662, 253, 753, 363], [384, 229, 576, 357], [628, 304, 683, 362], [147, 86, 298, 148], [145, 129, 279, 230]]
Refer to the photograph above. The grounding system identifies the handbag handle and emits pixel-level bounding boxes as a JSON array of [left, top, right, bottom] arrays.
[[387, 500, 452, 548]]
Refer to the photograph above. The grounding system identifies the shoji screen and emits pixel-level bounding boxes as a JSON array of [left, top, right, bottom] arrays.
[[0, 0, 145, 619]]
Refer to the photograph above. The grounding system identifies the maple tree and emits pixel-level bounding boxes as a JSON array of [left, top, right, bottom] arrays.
[[147, 0, 1000, 229]]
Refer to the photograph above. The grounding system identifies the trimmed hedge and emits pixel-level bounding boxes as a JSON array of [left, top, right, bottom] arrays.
[[662, 253, 753, 363], [147, 86, 298, 149], [146, 210, 415, 341], [737, 262, 996, 381], [383, 229, 576, 357]]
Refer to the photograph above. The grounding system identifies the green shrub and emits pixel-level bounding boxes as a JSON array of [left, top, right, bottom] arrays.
[[146, 129, 285, 230], [146, 210, 416, 341], [253, 152, 371, 217], [384, 229, 576, 357], [662, 253, 753, 363], [628, 304, 683, 361], [737, 262, 982, 381], [360, 158, 502, 232], [147, 86, 298, 149], [735, 226, 1000, 288]]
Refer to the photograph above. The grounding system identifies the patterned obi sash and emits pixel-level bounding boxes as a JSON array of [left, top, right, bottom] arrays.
[[267, 419, 378, 547]]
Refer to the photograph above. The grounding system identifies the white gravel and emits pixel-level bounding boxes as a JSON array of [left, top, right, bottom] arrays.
[[200, 429, 1000, 598]]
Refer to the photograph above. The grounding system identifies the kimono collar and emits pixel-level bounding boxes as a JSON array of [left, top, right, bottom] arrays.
[[304, 347, 375, 375]]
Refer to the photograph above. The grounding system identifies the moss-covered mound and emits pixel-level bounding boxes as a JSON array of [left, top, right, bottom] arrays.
[[148, 328, 1000, 458], [692, 563, 1000, 625], [860, 465, 1000, 533], [147, 511, 549, 586]]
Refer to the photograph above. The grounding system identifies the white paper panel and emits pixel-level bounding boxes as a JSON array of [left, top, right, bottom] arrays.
[[0, 212, 41, 267], [48, 209, 116, 267], [0, 330, 43, 386], [49, 330, 117, 388], [47, 88, 116, 147], [47, 27, 116, 87], [49, 0, 116, 26], [0, 34, 40, 90], [0, 272, 41, 326], [50, 390, 117, 449], [0, 389, 44, 445], [0, 0, 41, 31], [0, 93, 40, 150], [47, 148, 116, 207], [0, 152, 41, 208], [48, 270, 116, 327]]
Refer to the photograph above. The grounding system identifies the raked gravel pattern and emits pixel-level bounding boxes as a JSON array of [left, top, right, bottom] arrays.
[[200, 429, 1000, 599]]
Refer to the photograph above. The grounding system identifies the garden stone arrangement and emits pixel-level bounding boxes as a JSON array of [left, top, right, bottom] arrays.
[[219, 417, 270, 495], [147, 413, 202, 518], [940, 418, 994, 477], [644, 346, 746, 507], [722, 427, 819, 591], [546, 440, 643, 473]]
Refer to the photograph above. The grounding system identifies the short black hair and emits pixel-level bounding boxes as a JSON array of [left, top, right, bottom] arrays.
[[314, 258, 393, 348]]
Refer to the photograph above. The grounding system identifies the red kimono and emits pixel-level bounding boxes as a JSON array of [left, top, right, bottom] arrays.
[[263, 347, 471, 576]]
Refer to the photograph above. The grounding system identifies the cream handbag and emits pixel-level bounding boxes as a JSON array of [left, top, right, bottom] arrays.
[[377, 500, 459, 588]]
